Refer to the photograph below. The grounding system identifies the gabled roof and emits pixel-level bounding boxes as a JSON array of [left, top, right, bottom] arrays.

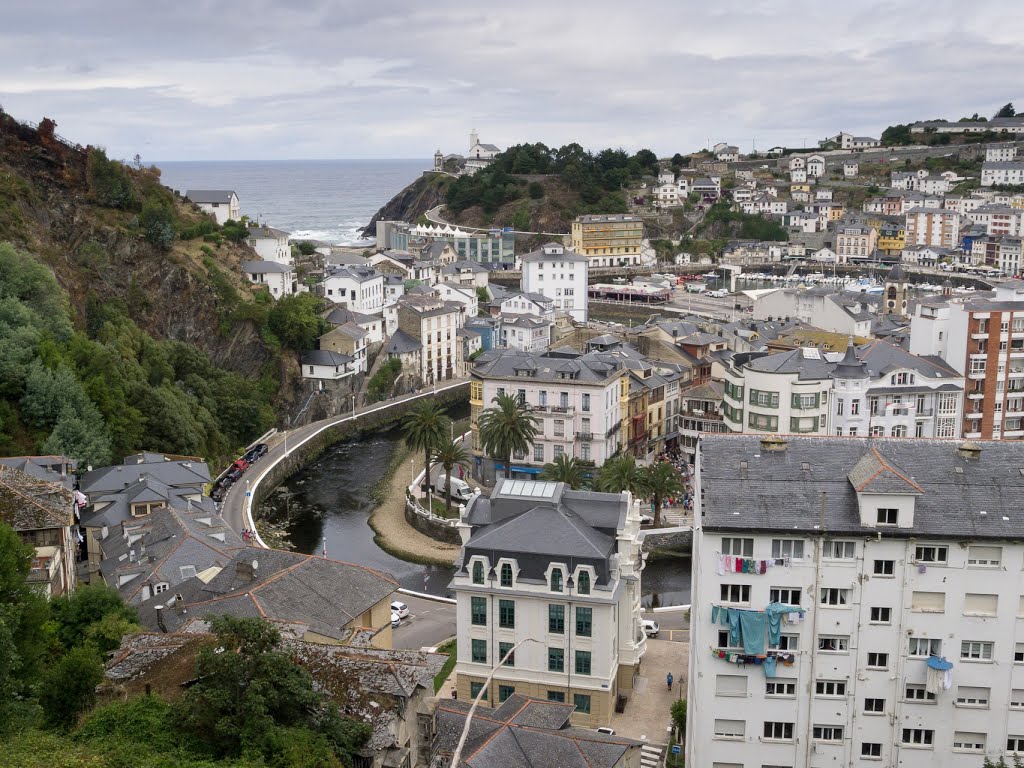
[[186, 190, 236, 204], [847, 447, 924, 495], [80, 456, 210, 498], [385, 329, 422, 355], [301, 350, 353, 367], [241, 260, 292, 274], [0, 467, 74, 531]]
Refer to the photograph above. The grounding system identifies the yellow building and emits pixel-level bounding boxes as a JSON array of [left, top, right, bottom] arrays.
[[571, 214, 644, 268]]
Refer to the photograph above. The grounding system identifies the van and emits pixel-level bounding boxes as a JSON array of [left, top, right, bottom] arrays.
[[439, 476, 474, 502]]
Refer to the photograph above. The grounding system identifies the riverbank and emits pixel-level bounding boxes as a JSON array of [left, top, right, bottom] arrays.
[[367, 440, 462, 567]]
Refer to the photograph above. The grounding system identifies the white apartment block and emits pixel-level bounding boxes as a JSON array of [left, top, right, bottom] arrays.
[[982, 162, 1024, 187], [498, 314, 552, 353], [966, 205, 1023, 237], [971, 237, 1023, 276], [905, 208, 962, 249], [520, 243, 589, 323], [469, 349, 626, 482], [246, 226, 293, 265], [451, 479, 646, 727], [391, 294, 466, 385], [688, 434, 1024, 768], [653, 172, 690, 207], [241, 260, 294, 298], [320, 265, 385, 314], [721, 341, 964, 439], [987, 144, 1019, 163], [843, 161, 859, 178], [806, 155, 825, 178]]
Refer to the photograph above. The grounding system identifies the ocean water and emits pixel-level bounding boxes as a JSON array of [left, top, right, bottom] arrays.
[[157, 159, 428, 245]]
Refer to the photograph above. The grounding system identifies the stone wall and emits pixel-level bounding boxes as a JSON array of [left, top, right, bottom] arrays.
[[403, 495, 462, 545], [641, 529, 693, 554]]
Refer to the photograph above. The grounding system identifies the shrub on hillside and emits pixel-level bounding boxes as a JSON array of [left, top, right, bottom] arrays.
[[87, 149, 135, 210]]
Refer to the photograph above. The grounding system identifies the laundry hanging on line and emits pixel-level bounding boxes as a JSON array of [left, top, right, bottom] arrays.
[[711, 603, 805, 655], [715, 553, 790, 576]]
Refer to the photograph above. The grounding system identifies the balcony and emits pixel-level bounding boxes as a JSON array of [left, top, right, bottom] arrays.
[[530, 404, 575, 416], [576, 432, 594, 441], [914, 408, 934, 418], [966, 412, 983, 420]]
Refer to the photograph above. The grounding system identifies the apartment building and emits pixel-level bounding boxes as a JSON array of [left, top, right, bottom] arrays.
[[910, 281, 1024, 440], [246, 226, 293, 265], [721, 339, 964, 439], [388, 294, 466, 386], [982, 162, 1024, 187], [319, 265, 385, 314], [986, 143, 1019, 163], [966, 205, 1023, 237], [971, 237, 1023, 276], [571, 214, 644, 268], [520, 243, 589, 323], [451, 478, 646, 727], [469, 349, 626, 481], [905, 207, 962, 249], [834, 223, 879, 262], [687, 434, 1024, 768]]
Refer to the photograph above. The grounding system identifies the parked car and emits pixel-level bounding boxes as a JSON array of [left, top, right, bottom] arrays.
[[226, 468, 242, 482], [391, 601, 409, 620], [243, 444, 268, 463], [641, 619, 660, 637], [231, 458, 250, 473], [391, 611, 401, 628], [438, 475, 473, 502]]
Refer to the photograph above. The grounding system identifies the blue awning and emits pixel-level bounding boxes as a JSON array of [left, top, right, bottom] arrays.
[[493, 463, 542, 475], [927, 656, 953, 670]]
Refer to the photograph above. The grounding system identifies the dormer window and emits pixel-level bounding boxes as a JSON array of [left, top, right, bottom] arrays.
[[577, 571, 591, 595], [472, 561, 485, 585], [154, 582, 169, 595], [551, 569, 564, 593], [500, 563, 513, 588], [876, 508, 898, 526]]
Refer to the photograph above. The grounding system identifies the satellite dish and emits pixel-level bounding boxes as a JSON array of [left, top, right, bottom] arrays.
[[252, 560, 259, 570]]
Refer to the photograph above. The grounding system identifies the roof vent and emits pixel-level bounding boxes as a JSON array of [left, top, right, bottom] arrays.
[[760, 437, 788, 452], [958, 441, 982, 460], [801, 462, 810, 471]]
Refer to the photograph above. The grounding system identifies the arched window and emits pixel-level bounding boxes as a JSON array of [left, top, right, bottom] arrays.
[[888, 286, 897, 299], [472, 561, 484, 585], [500, 563, 513, 588], [551, 569, 563, 593], [577, 571, 591, 595]]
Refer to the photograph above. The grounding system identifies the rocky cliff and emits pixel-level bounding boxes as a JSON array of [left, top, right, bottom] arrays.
[[361, 172, 452, 238]]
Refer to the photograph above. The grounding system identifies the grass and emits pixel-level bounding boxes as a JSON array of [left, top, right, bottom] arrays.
[[433, 639, 457, 692]]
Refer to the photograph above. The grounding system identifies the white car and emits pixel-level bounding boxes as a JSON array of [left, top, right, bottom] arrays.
[[391, 600, 410, 620], [391, 612, 400, 628], [641, 619, 660, 637]]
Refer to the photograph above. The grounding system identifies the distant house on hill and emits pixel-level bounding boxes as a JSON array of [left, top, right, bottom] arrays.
[[185, 190, 240, 225]]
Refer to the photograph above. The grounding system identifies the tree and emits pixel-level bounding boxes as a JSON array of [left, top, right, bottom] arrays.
[[40, 645, 104, 729], [528, 181, 544, 199], [138, 195, 177, 249], [49, 583, 139, 652], [431, 437, 470, 512], [539, 454, 586, 489], [296, 240, 318, 256], [595, 454, 648, 497], [267, 293, 328, 350], [87, 148, 135, 209], [995, 103, 1016, 118], [402, 400, 451, 493], [670, 698, 687, 742], [477, 393, 539, 479], [640, 461, 686, 527]]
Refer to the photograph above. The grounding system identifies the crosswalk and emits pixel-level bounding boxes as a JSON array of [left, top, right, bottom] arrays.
[[641, 742, 664, 768]]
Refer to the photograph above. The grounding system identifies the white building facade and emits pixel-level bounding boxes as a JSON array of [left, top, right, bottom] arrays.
[[520, 243, 589, 323], [320, 265, 385, 314], [246, 226, 292, 265]]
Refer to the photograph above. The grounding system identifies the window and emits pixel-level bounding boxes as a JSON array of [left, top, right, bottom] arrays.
[[769, 633, 798, 651], [892, 372, 916, 385], [547, 648, 564, 672], [721, 584, 750, 603], [765, 679, 796, 697], [861, 742, 882, 758], [792, 392, 820, 409], [820, 588, 850, 606], [500, 563, 513, 587], [769, 587, 801, 606], [471, 596, 487, 626], [815, 680, 846, 697], [550, 569, 563, 593], [471, 639, 487, 664], [548, 604, 565, 634], [908, 637, 941, 657], [911, 591, 945, 612], [964, 593, 998, 616], [721, 538, 753, 557], [575, 607, 592, 637], [573, 693, 591, 714], [870, 606, 891, 623], [533, 444, 544, 462], [153, 583, 169, 595], [749, 389, 780, 408], [575, 650, 591, 675], [498, 599, 515, 628], [713, 719, 745, 739], [961, 640, 993, 661], [905, 682, 937, 702], [867, 652, 888, 669], [955, 686, 990, 707], [498, 684, 515, 703], [818, 636, 849, 653], [771, 539, 805, 559], [914, 545, 948, 564], [1012, 690, 1024, 710], [1010, 736, 1024, 753], [864, 698, 885, 713], [876, 508, 898, 525], [872, 559, 895, 576], [823, 540, 855, 559], [547, 691, 565, 703], [472, 561, 485, 584], [747, 412, 778, 431], [716, 675, 748, 696], [789, 416, 819, 433], [582, 393, 590, 412], [577, 571, 590, 595], [497, 641, 516, 667], [470, 681, 486, 699], [968, 545, 1002, 567], [763, 721, 794, 741], [869, 425, 884, 436], [813, 725, 844, 742], [1016, 643, 1024, 663], [851, 398, 860, 415], [952, 732, 985, 752], [902, 729, 934, 747]]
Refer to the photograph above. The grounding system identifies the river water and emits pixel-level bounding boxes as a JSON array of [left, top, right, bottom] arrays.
[[259, 428, 691, 605]]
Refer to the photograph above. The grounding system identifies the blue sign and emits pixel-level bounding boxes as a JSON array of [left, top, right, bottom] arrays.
[[671, 745, 681, 754]]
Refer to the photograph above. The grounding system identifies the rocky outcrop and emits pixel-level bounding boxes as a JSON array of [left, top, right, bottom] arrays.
[[361, 172, 451, 238]]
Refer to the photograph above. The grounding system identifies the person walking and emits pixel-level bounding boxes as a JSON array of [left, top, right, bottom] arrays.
[[667, 672, 674, 691]]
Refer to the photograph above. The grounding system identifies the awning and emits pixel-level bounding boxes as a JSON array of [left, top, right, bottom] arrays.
[[927, 656, 953, 671], [494, 463, 542, 475]]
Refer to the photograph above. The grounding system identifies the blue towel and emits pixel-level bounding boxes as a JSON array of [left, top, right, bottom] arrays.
[[728, 608, 742, 647], [738, 610, 768, 655], [763, 656, 777, 678], [711, 605, 720, 625], [764, 602, 803, 645]]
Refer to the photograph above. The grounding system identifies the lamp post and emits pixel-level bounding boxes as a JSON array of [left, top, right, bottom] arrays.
[[351, 393, 357, 420], [450, 638, 542, 767]]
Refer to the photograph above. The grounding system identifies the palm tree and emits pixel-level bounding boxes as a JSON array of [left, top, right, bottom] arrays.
[[640, 460, 686, 527], [477, 393, 539, 480], [594, 454, 648, 498], [539, 454, 586, 490], [432, 437, 470, 513], [402, 400, 451, 494]]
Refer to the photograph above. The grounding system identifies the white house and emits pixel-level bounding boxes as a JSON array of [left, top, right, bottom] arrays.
[[241, 260, 294, 298], [790, 168, 808, 183], [784, 211, 825, 234], [246, 226, 292, 265], [319, 265, 385, 314], [715, 144, 740, 162], [497, 291, 555, 323], [438, 282, 479, 317], [843, 160, 859, 177], [837, 131, 881, 150], [653, 172, 690, 207], [390, 295, 466, 384], [788, 156, 806, 171], [438, 260, 489, 289], [498, 313, 552, 352], [464, 130, 501, 175], [966, 204, 1023, 236], [384, 274, 406, 306], [752, 287, 874, 337], [806, 155, 825, 178], [519, 243, 589, 323], [185, 190, 240, 225], [986, 143, 1018, 163], [687, 434, 1022, 768], [742, 194, 788, 217], [981, 161, 1024, 187], [300, 350, 357, 381], [919, 176, 953, 195]]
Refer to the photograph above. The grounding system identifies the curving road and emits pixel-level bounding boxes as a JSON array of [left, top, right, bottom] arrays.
[[219, 379, 470, 547]]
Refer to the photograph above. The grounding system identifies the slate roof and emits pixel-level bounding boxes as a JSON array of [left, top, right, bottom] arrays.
[[186, 190, 236, 204], [519, 246, 588, 263], [241, 260, 291, 274], [247, 225, 290, 239], [80, 456, 210, 499], [385, 329, 422, 355], [301, 350, 354, 367], [324, 265, 381, 283], [700, 435, 1024, 540], [472, 348, 624, 383], [323, 307, 378, 326], [0, 466, 74, 531], [440, 259, 489, 274], [847, 447, 924, 495], [0, 455, 75, 488]]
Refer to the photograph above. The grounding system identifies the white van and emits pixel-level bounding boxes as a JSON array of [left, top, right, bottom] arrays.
[[439, 476, 473, 502]]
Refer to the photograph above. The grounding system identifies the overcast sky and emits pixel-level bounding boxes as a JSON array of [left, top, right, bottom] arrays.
[[1, 1, 1022, 161]]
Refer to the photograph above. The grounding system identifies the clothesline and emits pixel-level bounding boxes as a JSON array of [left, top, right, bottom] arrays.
[[711, 602, 806, 657], [710, 646, 797, 677], [715, 552, 791, 575]]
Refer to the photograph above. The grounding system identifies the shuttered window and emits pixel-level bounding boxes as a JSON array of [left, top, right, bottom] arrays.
[[963, 593, 998, 616], [716, 675, 747, 696], [911, 591, 945, 613]]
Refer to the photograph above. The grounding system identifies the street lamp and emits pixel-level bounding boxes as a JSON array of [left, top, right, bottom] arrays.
[[449, 638, 542, 767]]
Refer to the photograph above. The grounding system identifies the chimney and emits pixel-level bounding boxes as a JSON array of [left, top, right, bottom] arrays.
[[958, 440, 982, 460], [760, 437, 788, 452], [235, 559, 258, 581], [155, 605, 167, 633]]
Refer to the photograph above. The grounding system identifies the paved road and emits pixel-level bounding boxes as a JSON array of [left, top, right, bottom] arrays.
[[219, 379, 470, 542], [392, 594, 457, 650]]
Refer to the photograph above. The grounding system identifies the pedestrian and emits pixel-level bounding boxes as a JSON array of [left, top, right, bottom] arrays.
[[667, 672, 674, 691]]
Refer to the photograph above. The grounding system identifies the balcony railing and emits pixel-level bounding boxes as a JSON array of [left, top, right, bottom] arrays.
[[576, 432, 594, 441]]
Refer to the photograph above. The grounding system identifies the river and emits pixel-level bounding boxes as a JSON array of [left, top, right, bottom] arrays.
[[259, 427, 691, 605]]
